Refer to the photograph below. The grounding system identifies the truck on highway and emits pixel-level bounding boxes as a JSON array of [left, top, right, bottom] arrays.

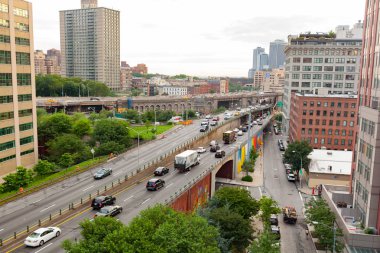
[[223, 131, 236, 144], [174, 150, 200, 172], [282, 206, 297, 224]]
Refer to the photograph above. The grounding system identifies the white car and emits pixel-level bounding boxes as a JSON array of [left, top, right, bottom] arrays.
[[197, 147, 207, 153], [233, 128, 240, 133], [237, 130, 243, 136], [205, 115, 212, 119], [287, 173, 296, 182], [25, 227, 61, 247]]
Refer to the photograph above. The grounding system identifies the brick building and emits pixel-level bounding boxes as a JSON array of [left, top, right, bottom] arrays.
[[289, 93, 357, 151]]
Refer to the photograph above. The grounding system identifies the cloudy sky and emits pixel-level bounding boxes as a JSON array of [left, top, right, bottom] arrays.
[[29, 0, 364, 77]]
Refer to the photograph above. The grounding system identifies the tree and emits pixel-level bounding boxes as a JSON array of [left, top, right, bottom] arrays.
[[33, 160, 56, 176], [207, 207, 253, 252], [62, 205, 220, 253], [72, 118, 92, 137], [305, 198, 344, 252], [258, 196, 281, 228], [95, 141, 125, 156], [38, 113, 73, 141], [211, 187, 259, 219], [47, 134, 88, 163], [242, 160, 252, 175], [1, 167, 34, 192], [59, 153, 75, 168], [283, 140, 313, 173], [93, 119, 131, 147], [249, 229, 280, 253], [144, 120, 151, 130]]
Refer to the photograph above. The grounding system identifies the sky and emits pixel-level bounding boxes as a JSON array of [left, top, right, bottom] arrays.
[[29, 0, 364, 77]]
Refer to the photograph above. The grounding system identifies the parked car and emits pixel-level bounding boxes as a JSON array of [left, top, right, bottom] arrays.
[[94, 168, 112, 179], [91, 195, 116, 210], [279, 144, 285, 151], [284, 164, 292, 174], [24, 227, 61, 247], [233, 128, 240, 133], [241, 126, 248, 132], [197, 147, 207, 153], [252, 121, 258, 125], [146, 178, 165, 191], [154, 167, 169, 176], [271, 225, 281, 239], [237, 130, 243, 136], [215, 150, 226, 158], [270, 214, 279, 226], [210, 145, 221, 152], [287, 173, 296, 182], [210, 140, 218, 146], [94, 205, 123, 218]]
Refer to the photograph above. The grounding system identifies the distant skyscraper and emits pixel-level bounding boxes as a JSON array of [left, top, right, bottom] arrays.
[[60, 0, 120, 90], [269, 39, 286, 69], [259, 53, 269, 70], [252, 47, 265, 70]]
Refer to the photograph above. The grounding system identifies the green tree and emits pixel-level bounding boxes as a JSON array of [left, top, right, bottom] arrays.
[[144, 120, 152, 130], [72, 118, 92, 137], [211, 187, 259, 219], [213, 106, 226, 114], [249, 229, 280, 253], [33, 160, 56, 176], [95, 141, 125, 156], [38, 113, 73, 141], [259, 196, 281, 228], [242, 160, 252, 175], [283, 140, 313, 173], [93, 119, 130, 147], [47, 134, 88, 163], [59, 153, 75, 168], [1, 167, 34, 192]]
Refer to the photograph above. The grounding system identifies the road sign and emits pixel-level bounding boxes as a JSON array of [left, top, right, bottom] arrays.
[[277, 101, 283, 108], [90, 148, 95, 154]]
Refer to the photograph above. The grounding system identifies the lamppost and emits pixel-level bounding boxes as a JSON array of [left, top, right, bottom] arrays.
[[312, 221, 336, 252], [126, 127, 142, 169], [292, 150, 303, 188]]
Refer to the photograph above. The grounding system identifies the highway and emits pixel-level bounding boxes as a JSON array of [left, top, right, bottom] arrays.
[[8, 116, 272, 253]]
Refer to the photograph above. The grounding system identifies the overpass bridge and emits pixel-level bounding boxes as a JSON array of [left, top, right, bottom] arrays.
[[36, 91, 282, 114]]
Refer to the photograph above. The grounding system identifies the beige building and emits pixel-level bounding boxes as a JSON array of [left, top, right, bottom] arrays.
[[120, 61, 132, 91], [262, 68, 285, 92], [60, 0, 120, 91], [0, 0, 38, 179], [307, 149, 352, 188], [34, 50, 46, 75], [34, 49, 61, 76]]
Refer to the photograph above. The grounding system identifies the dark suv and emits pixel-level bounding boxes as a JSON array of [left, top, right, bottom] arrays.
[[91, 195, 116, 210], [146, 178, 165, 191], [154, 167, 169, 176], [210, 145, 220, 152], [215, 150, 226, 158]]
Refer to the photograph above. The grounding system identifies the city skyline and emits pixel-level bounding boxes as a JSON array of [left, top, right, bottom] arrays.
[[30, 0, 363, 77]]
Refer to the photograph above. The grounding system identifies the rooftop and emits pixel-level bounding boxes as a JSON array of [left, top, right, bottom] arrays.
[[308, 149, 352, 175]]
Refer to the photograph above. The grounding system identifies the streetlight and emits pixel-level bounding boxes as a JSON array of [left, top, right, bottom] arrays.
[[312, 221, 336, 252], [126, 127, 142, 169], [292, 150, 303, 188]]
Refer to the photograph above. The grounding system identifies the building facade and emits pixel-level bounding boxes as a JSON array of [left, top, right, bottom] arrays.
[[34, 49, 61, 75], [0, 0, 38, 179], [262, 68, 285, 93], [34, 50, 46, 75], [352, 0, 380, 233], [283, 25, 362, 133], [289, 93, 357, 151], [60, 0, 120, 90], [269, 39, 286, 69], [132, 63, 148, 75], [120, 61, 132, 91], [158, 86, 187, 96]]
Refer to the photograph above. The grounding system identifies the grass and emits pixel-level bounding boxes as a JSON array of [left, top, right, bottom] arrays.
[[0, 157, 107, 203], [128, 125, 174, 140]]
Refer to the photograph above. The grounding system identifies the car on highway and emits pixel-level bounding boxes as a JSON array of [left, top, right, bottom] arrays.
[[91, 195, 116, 210], [94, 205, 123, 218], [197, 147, 207, 153], [210, 121, 217, 126], [24, 227, 61, 247], [94, 167, 112, 179], [146, 178, 165, 191], [257, 120, 263, 125], [201, 121, 209, 126], [210, 140, 218, 146], [200, 125, 209, 132], [215, 150, 226, 158], [287, 173, 296, 182], [205, 115, 212, 119], [210, 144, 221, 152], [154, 167, 169, 176], [237, 130, 243, 136], [252, 121, 258, 125], [212, 116, 220, 121]]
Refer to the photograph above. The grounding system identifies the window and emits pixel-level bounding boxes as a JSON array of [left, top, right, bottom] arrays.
[[316, 110, 320, 116], [325, 58, 334, 63], [292, 66, 300, 71], [334, 83, 343, 88], [328, 129, 332, 135], [301, 128, 305, 134], [292, 73, 299, 79], [302, 82, 311, 87], [322, 120, 326, 125], [302, 119, 306, 125], [335, 58, 345, 63], [317, 101, 321, 107], [335, 130, 340, 135], [335, 66, 345, 71], [346, 75, 355, 81], [344, 111, 348, 117], [303, 58, 312, 63], [302, 74, 311, 79], [345, 83, 354, 88], [0, 73, 12, 86], [0, 154, 15, 163], [16, 52, 30, 65], [346, 66, 356, 72], [308, 128, 312, 134], [19, 109, 32, 117], [20, 136, 33, 145], [341, 139, 346, 145], [19, 123, 33, 131], [342, 130, 346, 136], [322, 129, 326, 135], [13, 8, 28, 18], [0, 126, 14, 136], [303, 101, 307, 106], [324, 102, 328, 107], [312, 82, 321, 87], [336, 120, 340, 126], [0, 111, 14, 120], [315, 129, 319, 134], [323, 110, 327, 116], [310, 101, 314, 107], [17, 74, 31, 86], [331, 102, 335, 107], [343, 120, 347, 126], [348, 130, 354, 136], [0, 3, 8, 13], [328, 138, 332, 144], [351, 103, 356, 108], [350, 112, 355, 117], [314, 58, 323, 63], [0, 140, 15, 151], [293, 57, 301, 63], [0, 35, 10, 43], [18, 94, 32, 102], [15, 37, 30, 46], [337, 102, 342, 108], [0, 95, 13, 104], [337, 111, 341, 117], [314, 138, 318, 144], [309, 119, 313, 125], [0, 19, 9, 28], [302, 66, 312, 71], [335, 74, 344, 80], [15, 22, 29, 32], [313, 66, 322, 71], [0, 50, 11, 64], [350, 121, 354, 127], [303, 110, 307, 116], [347, 58, 356, 64], [21, 149, 34, 156], [313, 74, 322, 80], [334, 139, 339, 145], [330, 111, 334, 117], [324, 74, 333, 80], [366, 144, 373, 160], [324, 66, 334, 71], [321, 138, 325, 144]]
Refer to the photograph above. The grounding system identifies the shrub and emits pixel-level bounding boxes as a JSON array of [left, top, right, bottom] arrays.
[[33, 160, 57, 176], [95, 141, 125, 156], [242, 175, 253, 182]]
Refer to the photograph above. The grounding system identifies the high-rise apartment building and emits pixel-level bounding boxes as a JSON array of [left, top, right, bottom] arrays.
[[353, 0, 380, 232], [283, 24, 362, 133], [60, 0, 120, 91], [252, 47, 265, 71], [0, 0, 38, 179], [120, 61, 132, 91], [34, 49, 61, 76], [269, 39, 286, 69]]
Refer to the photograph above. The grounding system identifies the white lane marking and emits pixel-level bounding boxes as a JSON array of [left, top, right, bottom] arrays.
[[141, 198, 151, 205], [0, 228, 4, 232], [259, 187, 263, 197], [35, 243, 53, 253], [82, 185, 95, 192], [123, 195, 134, 202], [185, 172, 190, 175], [165, 183, 173, 189], [33, 199, 42, 204], [40, 204, 56, 213]]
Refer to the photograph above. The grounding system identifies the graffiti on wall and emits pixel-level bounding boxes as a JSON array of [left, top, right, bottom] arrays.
[[237, 129, 264, 173]]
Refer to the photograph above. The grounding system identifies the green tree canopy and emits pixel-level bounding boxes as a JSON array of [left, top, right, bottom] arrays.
[[38, 113, 73, 141], [33, 160, 56, 176], [72, 118, 92, 137], [93, 119, 130, 147], [259, 196, 281, 228], [47, 134, 89, 163], [283, 140, 313, 173], [1, 167, 34, 192], [249, 229, 280, 253]]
